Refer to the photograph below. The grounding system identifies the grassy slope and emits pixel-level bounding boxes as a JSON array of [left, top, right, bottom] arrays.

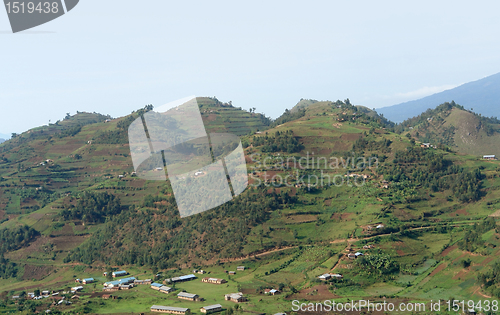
[[1, 101, 500, 314]]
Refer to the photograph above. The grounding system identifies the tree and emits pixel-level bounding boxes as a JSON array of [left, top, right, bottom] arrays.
[[105, 266, 113, 281]]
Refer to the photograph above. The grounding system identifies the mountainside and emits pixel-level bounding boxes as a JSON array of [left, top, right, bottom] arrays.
[[379, 72, 500, 122], [398, 101, 500, 157], [1, 98, 500, 314]]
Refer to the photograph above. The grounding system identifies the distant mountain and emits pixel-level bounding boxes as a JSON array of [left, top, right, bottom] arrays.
[[378, 72, 500, 123], [399, 101, 500, 157], [0, 133, 10, 142]]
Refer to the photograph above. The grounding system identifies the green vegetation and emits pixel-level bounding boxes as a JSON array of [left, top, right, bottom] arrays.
[[1, 98, 500, 314]]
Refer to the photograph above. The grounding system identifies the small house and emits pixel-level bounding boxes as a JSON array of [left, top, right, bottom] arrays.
[[228, 271, 236, 275], [159, 286, 174, 294], [225, 292, 246, 303], [421, 143, 430, 148], [202, 277, 227, 284], [264, 289, 280, 295], [318, 274, 332, 281], [483, 155, 497, 160], [150, 305, 190, 314], [237, 266, 245, 271], [151, 283, 163, 290], [177, 292, 199, 301], [82, 278, 94, 284], [134, 279, 152, 285], [200, 304, 222, 314], [112, 270, 128, 278]]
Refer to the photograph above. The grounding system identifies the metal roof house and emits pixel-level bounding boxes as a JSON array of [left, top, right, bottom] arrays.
[[202, 277, 227, 284], [159, 286, 174, 294], [151, 283, 163, 290], [177, 292, 199, 301], [134, 279, 152, 285], [225, 292, 246, 303], [237, 266, 245, 271], [112, 270, 128, 277], [104, 277, 136, 288], [200, 304, 222, 314], [82, 278, 94, 284], [167, 274, 196, 283], [318, 274, 332, 281], [150, 305, 190, 314], [483, 155, 497, 160]]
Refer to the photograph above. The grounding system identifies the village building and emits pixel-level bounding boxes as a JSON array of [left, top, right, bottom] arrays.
[[82, 278, 94, 284], [159, 286, 174, 294], [165, 274, 196, 283], [202, 277, 227, 284], [151, 283, 163, 290], [177, 292, 199, 301], [318, 274, 332, 281], [200, 304, 222, 314], [264, 289, 280, 295], [483, 155, 497, 160], [237, 266, 245, 271], [134, 279, 152, 285], [112, 270, 128, 278], [150, 305, 190, 314], [224, 293, 246, 303], [70, 286, 83, 293]]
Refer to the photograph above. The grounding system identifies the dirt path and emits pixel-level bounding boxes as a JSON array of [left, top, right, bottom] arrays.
[[473, 286, 492, 299]]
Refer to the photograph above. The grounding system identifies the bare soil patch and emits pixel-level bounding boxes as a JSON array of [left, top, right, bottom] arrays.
[[51, 235, 89, 251], [341, 133, 362, 141], [440, 245, 458, 257], [22, 264, 53, 281], [286, 285, 338, 301], [429, 263, 447, 277]]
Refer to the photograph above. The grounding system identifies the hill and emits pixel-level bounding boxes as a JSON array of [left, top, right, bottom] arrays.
[[272, 98, 394, 129], [1, 98, 500, 314], [378, 72, 500, 122], [398, 101, 500, 157]]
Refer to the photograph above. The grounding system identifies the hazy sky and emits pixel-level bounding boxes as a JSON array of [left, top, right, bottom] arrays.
[[1, 1, 500, 135]]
